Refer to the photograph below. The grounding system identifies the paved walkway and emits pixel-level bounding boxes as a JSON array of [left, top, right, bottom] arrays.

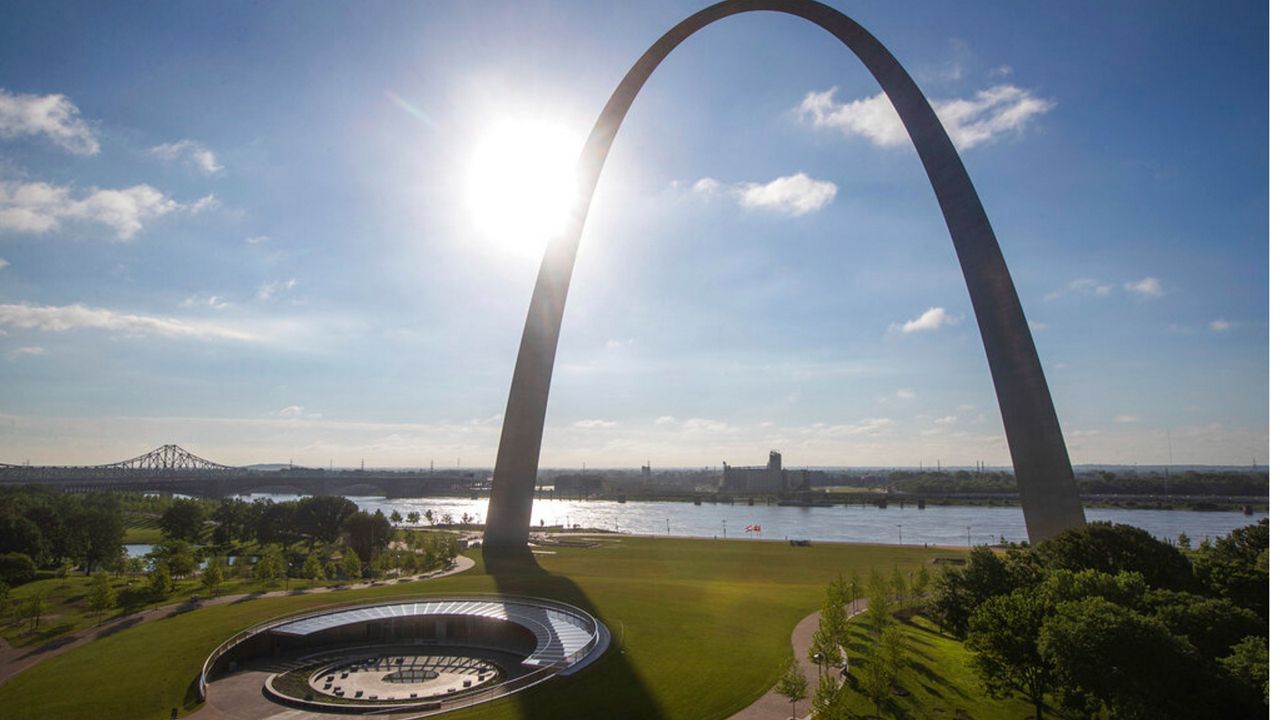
[[728, 598, 865, 720], [0, 555, 475, 688]]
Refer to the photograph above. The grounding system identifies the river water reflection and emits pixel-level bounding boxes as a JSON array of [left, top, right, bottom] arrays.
[[238, 494, 1264, 546]]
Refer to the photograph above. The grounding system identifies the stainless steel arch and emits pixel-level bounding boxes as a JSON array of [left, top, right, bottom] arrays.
[[483, 0, 1084, 550]]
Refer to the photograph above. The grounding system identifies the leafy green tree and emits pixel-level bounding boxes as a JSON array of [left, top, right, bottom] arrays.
[[1032, 521, 1194, 592], [343, 510, 392, 564], [847, 569, 862, 604], [201, 558, 225, 597], [1041, 596, 1200, 720], [406, 511, 421, 525], [231, 553, 253, 579], [1144, 589, 1263, 660], [340, 547, 362, 582], [862, 647, 894, 718], [255, 544, 286, 588], [148, 561, 173, 598], [294, 496, 358, 545], [810, 670, 850, 720], [149, 540, 197, 578], [890, 566, 908, 609], [809, 590, 845, 675], [22, 590, 48, 632], [1192, 519, 1268, 618], [1219, 636, 1268, 707], [88, 571, 116, 624], [865, 569, 891, 632], [909, 565, 931, 604], [389, 510, 403, 525], [302, 553, 326, 581], [0, 582, 12, 622], [774, 657, 808, 720], [78, 498, 126, 575], [158, 499, 206, 542], [0, 513, 47, 564], [0, 552, 37, 585], [927, 545, 1017, 638], [965, 587, 1056, 720]]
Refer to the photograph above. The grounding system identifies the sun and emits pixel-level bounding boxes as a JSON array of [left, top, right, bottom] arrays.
[[465, 118, 580, 256]]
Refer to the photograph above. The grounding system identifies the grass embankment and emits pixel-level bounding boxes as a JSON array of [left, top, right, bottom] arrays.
[[0, 537, 963, 720], [844, 612, 1035, 719]]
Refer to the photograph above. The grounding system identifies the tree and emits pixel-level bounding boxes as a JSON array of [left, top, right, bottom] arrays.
[[1219, 636, 1268, 708], [774, 657, 808, 720], [1193, 519, 1268, 619], [389, 510, 403, 525], [87, 571, 116, 624], [424, 509, 434, 525], [302, 553, 326, 582], [406, 511, 420, 525], [294, 496, 358, 545], [200, 558, 225, 597], [862, 647, 894, 718], [927, 546, 1017, 638], [343, 510, 392, 564], [78, 498, 126, 574], [865, 569, 891, 632], [149, 540, 197, 578], [21, 590, 48, 632], [340, 547, 362, 582], [909, 565, 931, 604], [889, 566, 908, 609], [965, 588, 1056, 720], [810, 670, 850, 720], [1032, 521, 1194, 592], [158, 499, 206, 542], [148, 561, 173, 598], [0, 582, 12, 622], [255, 544, 286, 588], [809, 585, 845, 675], [1040, 596, 1200, 720], [231, 553, 254, 579], [0, 552, 37, 585]]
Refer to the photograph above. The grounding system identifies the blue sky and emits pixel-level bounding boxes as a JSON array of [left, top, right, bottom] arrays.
[[0, 1, 1267, 468]]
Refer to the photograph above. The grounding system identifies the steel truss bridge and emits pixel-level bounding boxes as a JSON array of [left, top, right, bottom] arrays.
[[0, 445, 478, 498]]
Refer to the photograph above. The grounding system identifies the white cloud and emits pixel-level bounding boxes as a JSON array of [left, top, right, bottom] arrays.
[[150, 139, 223, 175], [180, 294, 230, 310], [896, 307, 959, 333], [1124, 276, 1164, 298], [934, 415, 958, 425], [605, 338, 635, 350], [573, 419, 618, 429], [0, 88, 99, 155], [276, 405, 305, 418], [1046, 278, 1113, 300], [1209, 319, 1234, 332], [690, 172, 837, 216], [681, 418, 729, 433], [7, 345, 45, 359], [895, 389, 916, 400], [1113, 415, 1138, 423], [798, 83, 1053, 150], [654, 415, 677, 426], [245, 235, 270, 245], [1028, 320, 1049, 331], [257, 278, 298, 301], [0, 258, 8, 270], [0, 302, 255, 341], [0, 179, 211, 240]]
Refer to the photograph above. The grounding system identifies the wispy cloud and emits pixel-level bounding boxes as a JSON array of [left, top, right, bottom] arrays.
[[180, 294, 230, 311], [245, 235, 270, 245], [893, 307, 960, 333], [895, 389, 916, 400], [1113, 414, 1138, 423], [1046, 278, 1113, 300], [1123, 276, 1164, 298], [257, 278, 297, 301], [798, 83, 1053, 150], [573, 419, 618, 429], [0, 257, 8, 270], [150, 139, 223, 175], [0, 179, 212, 240], [0, 88, 99, 155], [690, 172, 837, 216], [0, 302, 255, 341], [7, 345, 45, 359], [654, 415, 677, 426], [1209, 319, 1234, 332]]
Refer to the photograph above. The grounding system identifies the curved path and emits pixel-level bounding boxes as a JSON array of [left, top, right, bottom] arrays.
[[0, 555, 475, 689], [728, 598, 864, 720]]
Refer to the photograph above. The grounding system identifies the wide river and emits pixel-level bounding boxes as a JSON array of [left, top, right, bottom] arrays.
[[244, 494, 1264, 546]]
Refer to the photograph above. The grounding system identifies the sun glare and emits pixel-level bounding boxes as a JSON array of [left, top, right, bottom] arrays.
[[466, 119, 580, 255]]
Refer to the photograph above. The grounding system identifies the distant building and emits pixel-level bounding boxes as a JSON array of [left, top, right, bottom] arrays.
[[554, 474, 604, 496], [720, 451, 809, 494]]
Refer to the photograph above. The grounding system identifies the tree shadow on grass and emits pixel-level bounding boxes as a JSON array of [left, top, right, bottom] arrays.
[[905, 658, 971, 700], [482, 547, 666, 720]]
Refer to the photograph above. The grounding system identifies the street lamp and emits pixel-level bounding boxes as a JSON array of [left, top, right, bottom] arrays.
[[967, 526, 972, 546], [666, 518, 670, 535], [897, 524, 903, 545]]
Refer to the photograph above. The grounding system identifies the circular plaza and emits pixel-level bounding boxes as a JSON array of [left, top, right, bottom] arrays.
[[200, 595, 610, 716]]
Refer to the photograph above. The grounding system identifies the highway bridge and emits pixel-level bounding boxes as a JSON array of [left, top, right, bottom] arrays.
[[0, 444, 482, 498]]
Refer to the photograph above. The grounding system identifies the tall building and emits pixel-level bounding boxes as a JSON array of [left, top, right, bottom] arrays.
[[720, 451, 807, 494]]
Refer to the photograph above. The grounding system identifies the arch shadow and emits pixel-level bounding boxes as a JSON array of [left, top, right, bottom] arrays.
[[485, 0, 1084, 549]]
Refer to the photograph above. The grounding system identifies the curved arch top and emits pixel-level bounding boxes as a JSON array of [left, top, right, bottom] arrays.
[[483, 0, 1084, 550]]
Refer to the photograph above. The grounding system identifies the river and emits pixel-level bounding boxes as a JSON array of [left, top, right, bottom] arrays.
[[231, 494, 1264, 547]]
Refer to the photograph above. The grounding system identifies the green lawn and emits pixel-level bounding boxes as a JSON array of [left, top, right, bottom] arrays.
[[843, 612, 1042, 719], [0, 537, 966, 720]]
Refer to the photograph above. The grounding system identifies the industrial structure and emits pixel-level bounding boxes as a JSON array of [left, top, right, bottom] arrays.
[[720, 451, 809, 494]]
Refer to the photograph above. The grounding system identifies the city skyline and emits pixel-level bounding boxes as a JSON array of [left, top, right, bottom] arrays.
[[0, 1, 1268, 468]]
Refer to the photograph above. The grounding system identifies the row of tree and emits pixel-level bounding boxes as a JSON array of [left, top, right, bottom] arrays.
[[0, 488, 125, 579], [930, 521, 1269, 719]]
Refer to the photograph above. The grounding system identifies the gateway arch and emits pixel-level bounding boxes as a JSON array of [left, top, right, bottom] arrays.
[[483, 0, 1085, 551]]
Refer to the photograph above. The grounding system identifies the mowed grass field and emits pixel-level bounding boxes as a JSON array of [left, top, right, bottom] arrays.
[[0, 536, 964, 720]]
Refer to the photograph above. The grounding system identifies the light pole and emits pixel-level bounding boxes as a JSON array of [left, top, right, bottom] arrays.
[[722, 519, 726, 539], [967, 526, 972, 546], [897, 524, 903, 545], [666, 518, 670, 536]]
